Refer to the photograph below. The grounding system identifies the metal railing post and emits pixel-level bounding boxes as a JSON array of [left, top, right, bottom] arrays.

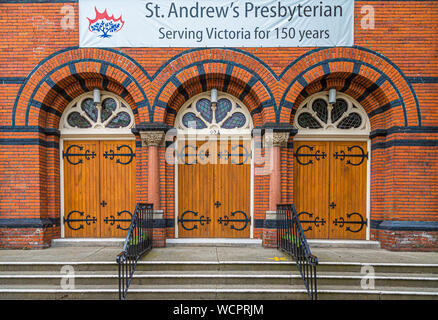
[[277, 203, 318, 300], [116, 203, 154, 300]]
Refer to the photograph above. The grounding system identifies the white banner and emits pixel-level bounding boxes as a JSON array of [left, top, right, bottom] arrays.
[[79, 0, 354, 48]]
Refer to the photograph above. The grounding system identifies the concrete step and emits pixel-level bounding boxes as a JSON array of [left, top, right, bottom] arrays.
[[1, 260, 437, 300], [1, 261, 437, 274], [308, 240, 381, 249], [1, 271, 437, 288], [317, 262, 438, 274], [0, 284, 437, 300]]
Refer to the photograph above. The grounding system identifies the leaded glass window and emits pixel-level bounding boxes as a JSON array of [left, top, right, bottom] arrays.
[[60, 92, 135, 131], [176, 91, 252, 132], [294, 92, 369, 134]]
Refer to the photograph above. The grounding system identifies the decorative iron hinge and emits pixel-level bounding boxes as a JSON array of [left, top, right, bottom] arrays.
[[297, 211, 326, 232], [217, 210, 250, 231], [63, 210, 97, 231], [332, 212, 367, 233], [103, 210, 133, 230], [294, 145, 326, 166], [63, 145, 96, 165], [103, 145, 136, 165], [333, 145, 368, 166], [177, 145, 198, 165], [218, 144, 252, 165], [178, 210, 211, 231]]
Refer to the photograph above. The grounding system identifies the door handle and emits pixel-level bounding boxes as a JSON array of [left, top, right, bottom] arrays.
[[214, 201, 221, 208], [329, 202, 336, 209], [100, 200, 107, 208]]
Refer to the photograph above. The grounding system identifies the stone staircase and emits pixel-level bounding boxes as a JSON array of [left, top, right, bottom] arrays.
[[1, 259, 437, 299]]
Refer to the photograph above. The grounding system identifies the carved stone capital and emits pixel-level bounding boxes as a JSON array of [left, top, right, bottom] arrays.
[[140, 131, 166, 147], [263, 131, 290, 147]]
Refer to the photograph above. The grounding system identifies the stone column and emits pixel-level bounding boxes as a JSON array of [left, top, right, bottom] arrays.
[[140, 130, 166, 248], [262, 129, 290, 248], [264, 131, 290, 212], [140, 131, 165, 210]]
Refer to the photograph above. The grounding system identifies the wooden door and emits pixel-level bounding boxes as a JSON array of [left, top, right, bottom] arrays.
[[293, 141, 367, 240], [214, 139, 251, 238], [329, 141, 367, 239], [293, 141, 330, 239], [63, 141, 100, 238], [100, 140, 137, 238], [178, 140, 215, 238], [63, 140, 136, 238], [178, 139, 251, 238]]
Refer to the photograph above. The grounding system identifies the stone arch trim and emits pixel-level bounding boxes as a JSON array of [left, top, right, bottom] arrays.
[[12, 47, 152, 128], [279, 47, 421, 129]]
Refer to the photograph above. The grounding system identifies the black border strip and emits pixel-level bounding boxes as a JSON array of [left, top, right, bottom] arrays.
[[262, 219, 438, 231], [370, 126, 438, 139], [0, 126, 60, 136], [0, 218, 59, 228], [372, 139, 438, 150], [371, 220, 438, 232], [2, 218, 437, 232], [0, 138, 59, 148], [0, 77, 26, 84], [408, 77, 438, 84]]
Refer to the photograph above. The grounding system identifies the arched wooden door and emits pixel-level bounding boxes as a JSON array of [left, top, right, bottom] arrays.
[[177, 139, 251, 238], [63, 140, 136, 238], [60, 91, 137, 238], [293, 141, 368, 240], [292, 91, 370, 240]]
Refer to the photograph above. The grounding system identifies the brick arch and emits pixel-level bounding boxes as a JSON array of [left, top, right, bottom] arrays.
[[12, 47, 152, 128], [290, 72, 398, 131], [153, 61, 276, 127], [279, 47, 421, 128], [40, 73, 139, 129]]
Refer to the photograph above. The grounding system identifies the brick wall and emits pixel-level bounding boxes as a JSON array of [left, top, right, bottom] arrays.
[[0, 1, 436, 250]]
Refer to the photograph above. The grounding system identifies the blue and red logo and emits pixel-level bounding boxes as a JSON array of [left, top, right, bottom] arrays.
[[87, 7, 125, 38]]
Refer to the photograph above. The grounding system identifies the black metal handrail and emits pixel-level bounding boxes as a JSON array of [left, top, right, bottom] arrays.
[[116, 203, 153, 300], [277, 203, 318, 300]]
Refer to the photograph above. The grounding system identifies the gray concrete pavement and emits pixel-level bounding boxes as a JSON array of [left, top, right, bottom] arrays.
[[1, 245, 437, 264]]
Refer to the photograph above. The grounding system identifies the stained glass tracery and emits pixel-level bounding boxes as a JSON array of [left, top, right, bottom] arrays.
[[295, 92, 368, 132], [61, 92, 134, 130], [177, 93, 251, 131]]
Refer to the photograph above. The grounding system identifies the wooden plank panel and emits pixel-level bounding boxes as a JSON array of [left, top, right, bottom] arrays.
[[99, 140, 137, 238], [178, 140, 213, 238], [63, 141, 100, 238], [178, 138, 251, 238], [213, 139, 251, 238], [329, 141, 367, 240], [293, 141, 330, 239]]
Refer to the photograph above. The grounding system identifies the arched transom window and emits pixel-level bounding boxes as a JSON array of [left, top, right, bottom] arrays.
[[175, 91, 252, 133], [60, 91, 135, 133], [294, 91, 370, 136]]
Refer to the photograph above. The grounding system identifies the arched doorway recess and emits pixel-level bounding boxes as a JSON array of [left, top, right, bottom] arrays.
[[59, 91, 137, 238], [174, 90, 254, 238], [293, 91, 371, 240]]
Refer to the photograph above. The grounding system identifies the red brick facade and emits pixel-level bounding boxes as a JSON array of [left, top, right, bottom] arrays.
[[0, 1, 437, 251]]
